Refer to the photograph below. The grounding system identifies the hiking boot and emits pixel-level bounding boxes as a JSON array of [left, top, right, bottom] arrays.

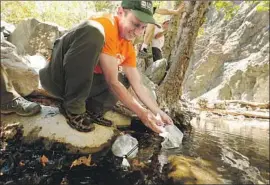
[[1, 97, 41, 116], [138, 49, 150, 59], [59, 105, 95, 132], [87, 110, 113, 127]]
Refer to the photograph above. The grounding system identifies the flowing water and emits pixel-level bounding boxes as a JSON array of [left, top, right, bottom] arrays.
[[159, 114, 269, 184], [0, 114, 269, 185]]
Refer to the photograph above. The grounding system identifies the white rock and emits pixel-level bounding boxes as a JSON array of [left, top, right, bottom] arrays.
[[1, 105, 117, 154]]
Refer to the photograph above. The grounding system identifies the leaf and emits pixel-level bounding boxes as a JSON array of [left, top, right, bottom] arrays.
[[19, 161, 25, 167], [131, 159, 146, 169], [40, 155, 49, 167], [70, 154, 95, 169]]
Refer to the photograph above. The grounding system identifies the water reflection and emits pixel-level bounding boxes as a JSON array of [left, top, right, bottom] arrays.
[[174, 115, 270, 184]]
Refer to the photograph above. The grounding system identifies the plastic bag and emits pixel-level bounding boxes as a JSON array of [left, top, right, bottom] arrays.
[[159, 124, 183, 149], [111, 134, 138, 159]]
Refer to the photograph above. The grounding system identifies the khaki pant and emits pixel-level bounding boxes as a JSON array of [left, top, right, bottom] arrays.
[[39, 20, 129, 114], [1, 66, 20, 104]]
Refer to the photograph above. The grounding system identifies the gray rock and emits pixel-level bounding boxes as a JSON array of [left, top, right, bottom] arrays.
[[145, 58, 167, 85], [8, 18, 66, 59], [1, 39, 39, 96], [1, 21, 15, 38], [141, 73, 158, 101], [183, 2, 269, 103], [1, 106, 117, 154]]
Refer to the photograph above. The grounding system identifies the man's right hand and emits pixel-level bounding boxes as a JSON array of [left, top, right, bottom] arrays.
[[138, 109, 164, 133]]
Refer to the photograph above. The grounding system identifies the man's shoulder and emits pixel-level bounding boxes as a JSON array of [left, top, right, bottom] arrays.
[[89, 13, 116, 28]]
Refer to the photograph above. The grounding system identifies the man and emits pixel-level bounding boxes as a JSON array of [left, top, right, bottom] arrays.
[[139, 2, 185, 59], [1, 67, 41, 116], [1, 29, 41, 117], [152, 19, 169, 62], [39, 0, 173, 133]]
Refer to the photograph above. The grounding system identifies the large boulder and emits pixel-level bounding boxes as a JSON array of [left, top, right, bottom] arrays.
[[145, 58, 167, 84], [8, 18, 66, 59], [1, 39, 39, 96], [1, 106, 118, 154], [1, 21, 15, 38], [198, 44, 269, 102], [183, 2, 269, 102]]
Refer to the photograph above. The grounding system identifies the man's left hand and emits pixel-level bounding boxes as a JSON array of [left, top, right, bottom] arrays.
[[159, 111, 174, 125]]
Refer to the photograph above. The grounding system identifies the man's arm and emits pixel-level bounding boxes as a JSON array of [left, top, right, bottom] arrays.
[[140, 24, 155, 53], [143, 24, 155, 46], [155, 2, 185, 15], [124, 66, 173, 125], [154, 30, 167, 39], [99, 53, 164, 133]]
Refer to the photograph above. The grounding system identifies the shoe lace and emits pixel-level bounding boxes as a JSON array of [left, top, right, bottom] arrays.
[[14, 97, 31, 108], [69, 112, 89, 122]]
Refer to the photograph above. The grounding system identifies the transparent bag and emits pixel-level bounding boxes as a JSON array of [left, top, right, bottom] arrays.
[[111, 134, 139, 168], [112, 134, 138, 158], [159, 124, 183, 149]]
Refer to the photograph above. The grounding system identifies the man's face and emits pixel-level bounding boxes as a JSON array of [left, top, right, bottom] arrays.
[[162, 21, 169, 30], [118, 8, 147, 41]]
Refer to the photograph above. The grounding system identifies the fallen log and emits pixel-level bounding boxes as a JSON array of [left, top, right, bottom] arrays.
[[223, 100, 269, 109], [198, 108, 270, 119]]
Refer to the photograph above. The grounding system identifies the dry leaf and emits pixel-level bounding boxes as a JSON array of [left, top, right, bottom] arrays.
[[60, 176, 69, 185], [40, 155, 49, 166], [19, 161, 25, 166], [131, 159, 146, 169], [70, 154, 93, 168]]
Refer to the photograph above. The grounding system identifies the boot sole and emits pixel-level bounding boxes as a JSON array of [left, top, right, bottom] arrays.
[[59, 104, 95, 132], [1, 106, 41, 117], [66, 120, 95, 132]]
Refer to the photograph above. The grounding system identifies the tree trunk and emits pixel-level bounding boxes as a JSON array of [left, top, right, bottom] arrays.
[[163, 0, 182, 62], [157, 1, 210, 108]]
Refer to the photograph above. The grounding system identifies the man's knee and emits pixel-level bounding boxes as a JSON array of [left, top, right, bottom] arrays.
[[81, 20, 105, 45]]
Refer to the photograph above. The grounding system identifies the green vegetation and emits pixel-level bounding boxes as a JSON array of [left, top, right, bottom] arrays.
[[1, 1, 268, 29], [1, 1, 172, 28], [213, 1, 240, 20], [1, 1, 117, 28], [256, 1, 269, 12]]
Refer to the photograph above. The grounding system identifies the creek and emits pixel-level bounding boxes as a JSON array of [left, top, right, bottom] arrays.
[[0, 114, 269, 185]]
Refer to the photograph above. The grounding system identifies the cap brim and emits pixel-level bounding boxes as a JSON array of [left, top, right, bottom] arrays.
[[131, 10, 161, 28]]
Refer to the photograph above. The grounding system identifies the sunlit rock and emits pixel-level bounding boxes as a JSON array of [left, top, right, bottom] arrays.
[[183, 2, 269, 102], [1, 39, 39, 96], [8, 18, 66, 59], [1, 106, 117, 154], [145, 58, 167, 84]]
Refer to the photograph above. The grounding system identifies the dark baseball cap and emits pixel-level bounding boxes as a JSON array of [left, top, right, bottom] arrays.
[[121, 0, 160, 28]]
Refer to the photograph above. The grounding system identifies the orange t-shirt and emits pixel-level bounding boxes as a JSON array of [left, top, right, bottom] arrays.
[[89, 14, 136, 74]]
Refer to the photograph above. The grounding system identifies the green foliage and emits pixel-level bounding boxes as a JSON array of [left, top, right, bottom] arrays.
[[152, 1, 173, 24], [246, 1, 269, 12], [213, 1, 240, 20], [197, 27, 205, 37], [93, 1, 114, 12], [1, 1, 39, 24], [256, 1, 269, 12], [0, 1, 118, 29]]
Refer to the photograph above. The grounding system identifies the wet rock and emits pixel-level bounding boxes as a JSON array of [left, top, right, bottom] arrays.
[[103, 110, 131, 129], [166, 155, 223, 184], [1, 106, 117, 154]]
